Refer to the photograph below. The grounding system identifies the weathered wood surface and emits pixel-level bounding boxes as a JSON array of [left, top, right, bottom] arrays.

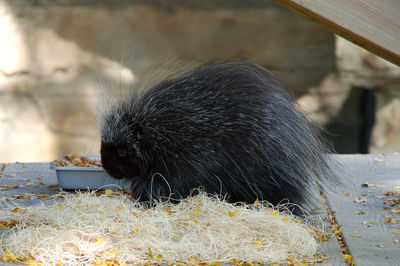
[[0, 162, 59, 205], [272, 0, 400, 66], [1, 154, 400, 265], [327, 154, 400, 266]]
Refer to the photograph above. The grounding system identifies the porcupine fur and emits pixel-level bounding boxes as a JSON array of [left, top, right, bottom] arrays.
[[100, 60, 333, 213]]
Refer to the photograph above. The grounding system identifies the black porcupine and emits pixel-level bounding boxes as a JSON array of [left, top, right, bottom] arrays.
[[100, 60, 332, 212]]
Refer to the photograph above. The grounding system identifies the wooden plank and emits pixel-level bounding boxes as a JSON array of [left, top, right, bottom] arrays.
[[317, 236, 347, 266], [0, 162, 59, 206], [272, 0, 400, 66], [326, 154, 400, 266], [303, 179, 347, 265], [313, 206, 348, 266]]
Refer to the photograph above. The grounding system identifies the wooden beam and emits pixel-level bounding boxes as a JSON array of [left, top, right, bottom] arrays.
[[272, 0, 400, 66]]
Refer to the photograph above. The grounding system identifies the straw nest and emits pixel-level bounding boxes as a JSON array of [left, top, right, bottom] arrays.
[[0, 190, 320, 265]]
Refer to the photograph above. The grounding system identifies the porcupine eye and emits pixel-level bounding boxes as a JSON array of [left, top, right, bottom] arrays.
[[118, 148, 127, 157]]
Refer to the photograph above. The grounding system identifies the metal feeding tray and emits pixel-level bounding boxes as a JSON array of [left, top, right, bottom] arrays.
[[50, 156, 131, 190]]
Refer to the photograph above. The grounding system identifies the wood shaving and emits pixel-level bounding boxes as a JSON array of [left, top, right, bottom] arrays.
[[0, 191, 320, 265]]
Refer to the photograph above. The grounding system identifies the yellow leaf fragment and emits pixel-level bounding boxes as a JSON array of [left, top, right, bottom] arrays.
[[228, 211, 237, 217], [0, 220, 17, 229], [188, 257, 200, 265], [22, 193, 31, 199], [6, 184, 19, 189], [155, 254, 163, 261], [253, 239, 264, 247], [91, 261, 108, 266], [272, 210, 279, 216], [4, 249, 17, 262], [24, 258, 42, 266], [343, 254, 354, 266], [102, 248, 119, 257], [164, 206, 175, 214], [194, 206, 199, 217], [231, 259, 240, 265], [148, 247, 154, 259], [254, 199, 259, 206], [384, 217, 392, 223], [11, 207, 26, 214], [105, 189, 113, 195], [96, 238, 105, 244]]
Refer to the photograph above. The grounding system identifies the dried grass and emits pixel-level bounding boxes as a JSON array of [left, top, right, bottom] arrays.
[[0, 190, 320, 265]]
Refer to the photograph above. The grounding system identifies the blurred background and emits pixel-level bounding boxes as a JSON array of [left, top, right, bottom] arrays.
[[1, 0, 399, 162]]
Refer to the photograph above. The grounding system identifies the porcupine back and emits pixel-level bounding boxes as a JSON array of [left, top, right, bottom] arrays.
[[100, 60, 332, 212]]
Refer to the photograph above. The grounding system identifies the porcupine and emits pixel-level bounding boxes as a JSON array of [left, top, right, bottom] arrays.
[[100, 60, 333, 214]]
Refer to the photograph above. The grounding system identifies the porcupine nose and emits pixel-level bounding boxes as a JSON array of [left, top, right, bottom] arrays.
[[101, 157, 124, 179], [105, 165, 125, 179]]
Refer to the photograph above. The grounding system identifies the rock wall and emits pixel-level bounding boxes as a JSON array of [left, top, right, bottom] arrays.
[[335, 37, 400, 153], [0, 0, 398, 162]]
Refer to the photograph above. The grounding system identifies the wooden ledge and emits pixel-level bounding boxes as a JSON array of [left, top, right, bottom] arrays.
[[273, 0, 400, 66]]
